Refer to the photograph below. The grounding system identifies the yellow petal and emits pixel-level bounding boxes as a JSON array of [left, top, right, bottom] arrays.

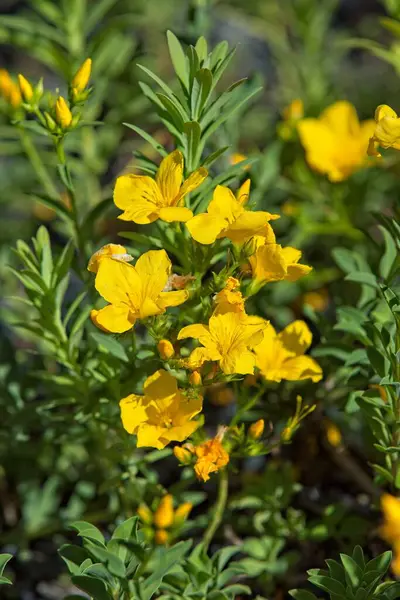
[[139, 296, 164, 318], [92, 304, 134, 333], [374, 115, 400, 150], [134, 249, 171, 300], [281, 246, 302, 265], [320, 101, 361, 137], [187, 346, 221, 368], [87, 244, 128, 273], [225, 211, 272, 243], [375, 104, 398, 122], [236, 179, 251, 205], [281, 355, 323, 382], [137, 424, 168, 449], [160, 421, 200, 444], [174, 396, 203, 422], [114, 174, 162, 223], [219, 349, 257, 375], [158, 206, 193, 222], [208, 185, 242, 222], [178, 323, 210, 343], [155, 150, 183, 204], [95, 257, 141, 305], [144, 369, 178, 399], [186, 213, 227, 244], [298, 119, 339, 177], [279, 320, 312, 355], [178, 167, 208, 199], [120, 394, 148, 433], [249, 244, 287, 283], [158, 289, 189, 309], [286, 263, 312, 282]]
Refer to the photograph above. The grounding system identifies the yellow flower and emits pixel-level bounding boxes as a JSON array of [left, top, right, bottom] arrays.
[[0, 69, 21, 108], [114, 150, 207, 224], [173, 502, 192, 525], [254, 320, 322, 383], [230, 153, 250, 171], [120, 369, 202, 449], [194, 437, 229, 482], [368, 104, 400, 157], [208, 384, 235, 406], [325, 420, 342, 447], [92, 249, 188, 333], [55, 96, 72, 128], [249, 240, 312, 285], [72, 58, 92, 93], [87, 243, 132, 273], [213, 277, 245, 315], [157, 339, 175, 359], [302, 288, 329, 312], [17, 74, 33, 102], [248, 419, 264, 440], [236, 178, 251, 205], [137, 504, 153, 524], [381, 494, 400, 576], [297, 101, 375, 181], [173, 445, 193, 464], [155, 529, 169, 545], [186, 184, 279, 245], [178, 311, 268, 375], [154, 494, 174, 529], [189, 370, 202, 386], [282, 99, 304, 121]]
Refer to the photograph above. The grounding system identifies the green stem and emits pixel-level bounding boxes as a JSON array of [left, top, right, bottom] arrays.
[[202, 468, 228, 553], [19, 128, 57, 198]]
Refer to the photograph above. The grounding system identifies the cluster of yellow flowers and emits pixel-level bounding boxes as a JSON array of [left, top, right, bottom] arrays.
[[137, 494, 192, 545], [87, 143, 323, 482]]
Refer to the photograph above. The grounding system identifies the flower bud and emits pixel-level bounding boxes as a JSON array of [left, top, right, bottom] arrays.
[[248, 419, 264, 440], [18, 74, 34, 102], [173, 502, 192, 525], [137, 504, 152, 524], [189, 370, 202, 386], [157, 339, 175, 360], [325, 420, 342, 448], [154, 495, 174, 529], [154, 529, 169, 545], [55, 96, 72, 129], [44, 111, 57, 132], [72, 58, 92, 93], [173, 446, 193, 465]]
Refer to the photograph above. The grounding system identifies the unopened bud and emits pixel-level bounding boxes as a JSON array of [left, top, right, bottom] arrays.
[[189, 371, 202, 386], [137, 504, 152, 525], [157, 339, 175, 360], [248, 419, 264, 440], [44, 111, 57, 131], [173, 446, 193, 465], [325, 420, 342, 448], [18, 74, 34, 102], [72, 58, 92, 93], [55, 96, 72, 128], [154, 495, 174, 529], [154, 529, 169, 545], [173, 502, 192, 525]]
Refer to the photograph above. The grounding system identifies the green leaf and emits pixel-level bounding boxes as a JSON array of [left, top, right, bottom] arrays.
[[71, 575, 112, 600], [366, 550, 392, 575], [82, 198, 114, 235], [379, 225, 398, 280], [307, 574, 347, 596], [352, 546, 365, 569], [195, 36, 208, 63], [167, 30, 189, 91], [325, 559, 346, 583], [107, 517, 139, 564], [184, 121, 202, 169], [157, 93, 186, 130], [90, 332, 129, 363], [191, 68, 213, 120], [340, 553, 363, 589], [289, 591, 318, 600], [118, 231, 163, 249], [123, 123, 167, 157], [345, 272, 378, 288], [70, 521, 106, 546], [0, 554, 13, 585], [58, 544, 90, 575], [57, 164, 74, 192], [52, 241, 74, 288], [142, 541, 192, 600], [202, 146, 230, 168], [30, 194, 72, 221], [85, 543, 126, 579], [137, 64, 183, 108]]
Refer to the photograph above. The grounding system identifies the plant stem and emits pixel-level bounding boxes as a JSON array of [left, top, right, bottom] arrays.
[[19, 128, 58, 199], [202, 468, 229, 553]]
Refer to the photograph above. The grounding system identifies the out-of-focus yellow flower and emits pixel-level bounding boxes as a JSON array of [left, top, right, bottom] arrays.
[[154, 529, 169, 545], [17, 74, 33, 102], [173, 502, 192, 525], [254, 320, 322, 383], [189, 370, 202, 386], [87, 244, 132, 273], [248, 419, 264, 440], [381, 494, 400, 576], [72, 58, 92, 93], [178, 311, 268, 375], [302, 288, 329, 312], [298, 101, 375, 181], [157, 339, 175, 360], [186, 184, 279, 245], [114, 150, 207, 224], [368, 104, 400, 157], [120, 369, 202, 449], [194, 436, 229, 482], [173, 445, 193, 464], [230, 152, 250, 171], [249, 240, 311, 286], [325, 420, 342, 447], [369, 383, 388, 403], [282, 200, 300, 217], [137, 504, 153, 524], [208, 384, 235, 406], [213, 277, 245, 315], [154, 494, 174, 528], [0, 69, 22, 108], [91, 250, 188, 333], [55, 96, 72, 128], [283, 99, 304, 121]]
